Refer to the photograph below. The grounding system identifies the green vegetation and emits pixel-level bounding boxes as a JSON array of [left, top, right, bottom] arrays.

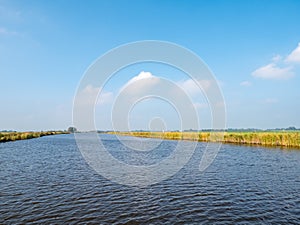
[[109, 131, 300, 148], [68, 127, 77, 133], [0, 131, 69, 143]]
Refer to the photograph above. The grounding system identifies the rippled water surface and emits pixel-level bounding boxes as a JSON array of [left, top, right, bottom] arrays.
[[1, 134, 300, 224]]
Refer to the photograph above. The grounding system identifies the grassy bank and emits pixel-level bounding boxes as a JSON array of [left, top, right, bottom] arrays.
[[0, 131, 69, 143], [109, 131, 300, 148]]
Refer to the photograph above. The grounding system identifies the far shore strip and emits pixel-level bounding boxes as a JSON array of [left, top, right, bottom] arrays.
[[108, 131, 300, 148]]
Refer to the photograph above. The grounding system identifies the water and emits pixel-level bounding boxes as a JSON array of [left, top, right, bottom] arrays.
[[1, 134, 299, 224]]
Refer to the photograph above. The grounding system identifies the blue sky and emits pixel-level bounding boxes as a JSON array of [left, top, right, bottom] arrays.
[[1, 0, 300, 131]]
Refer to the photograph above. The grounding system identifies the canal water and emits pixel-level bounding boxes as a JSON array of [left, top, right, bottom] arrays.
[[1, 134, 299, 224]]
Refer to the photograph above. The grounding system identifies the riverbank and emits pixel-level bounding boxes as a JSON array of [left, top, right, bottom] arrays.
[[0, 131, 69, 143], [109, 131, 300, 148]]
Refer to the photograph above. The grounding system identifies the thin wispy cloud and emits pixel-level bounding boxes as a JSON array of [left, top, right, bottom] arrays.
[[263, 98, 278, 104], [76, 85, 113, 106], [0, 5, 23, 37], [272, 54, 282, 62], [98, 91, 114, 105], [240, 81, 252, 86], [0, 5, 22, 22], [177, 79, 212, 97], [193, 102, 208, 109], [252, 63, 294, 80], [0, 27, 19, 36]]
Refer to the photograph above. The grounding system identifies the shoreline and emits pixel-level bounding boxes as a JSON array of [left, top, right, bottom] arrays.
[[108, 131, 300, 148], [0, 131, 69, 143]]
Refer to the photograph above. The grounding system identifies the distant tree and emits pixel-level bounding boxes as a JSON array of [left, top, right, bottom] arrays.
[[68, 127, 77, 133], [286, 126, 296, 130]]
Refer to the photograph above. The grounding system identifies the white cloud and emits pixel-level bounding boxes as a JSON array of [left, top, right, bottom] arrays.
[[98, 91, 113, 105], [214, 101, 226, 108], [177, 79, 212, 97], [272, 54, 282, 62], [120, 71, 161, 95], [240, 81, 252, 86], [193, 102, 208, 109], [217, 79, 225, 87], [74, 85, 114, 131], [127, 71, 153, 84], [114, 72, 203, 131], [252, 63, 294, 80], [76, 85, 113, 106], [286, 43, 300, 63], [79, 85, 99, 104], [252, 42, 300, 80]]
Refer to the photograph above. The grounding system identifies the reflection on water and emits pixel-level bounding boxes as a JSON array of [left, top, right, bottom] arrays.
[[0, 134, 299, 224]]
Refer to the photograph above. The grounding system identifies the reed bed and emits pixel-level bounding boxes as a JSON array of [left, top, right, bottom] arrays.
[[0, 131, 69, 143], [109, 131, 300, 148]]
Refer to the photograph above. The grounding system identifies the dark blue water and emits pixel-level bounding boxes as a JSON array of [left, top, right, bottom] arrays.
[[1, 134, 299, 224]]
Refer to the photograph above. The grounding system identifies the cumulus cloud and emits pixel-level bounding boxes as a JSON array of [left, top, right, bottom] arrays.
[[286, 43, 300, 63], [121, 71, 160, 94], [240, 81, 252, 86], [113, 71, 201, 131], [127, 71, 153, 84], [122, 72, 219, 99], [252, 63, 294, 80]]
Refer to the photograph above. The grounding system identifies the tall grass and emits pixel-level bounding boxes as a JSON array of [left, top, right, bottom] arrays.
[[0, 131, 69, 143], [109, 131, 300, 148]]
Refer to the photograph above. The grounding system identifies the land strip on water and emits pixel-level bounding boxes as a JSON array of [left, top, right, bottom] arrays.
[[108, 131, 300, 148], [0, 131, 69, 143]]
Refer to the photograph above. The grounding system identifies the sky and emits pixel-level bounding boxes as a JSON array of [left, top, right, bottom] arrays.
[[1, 0, 300, 131]]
